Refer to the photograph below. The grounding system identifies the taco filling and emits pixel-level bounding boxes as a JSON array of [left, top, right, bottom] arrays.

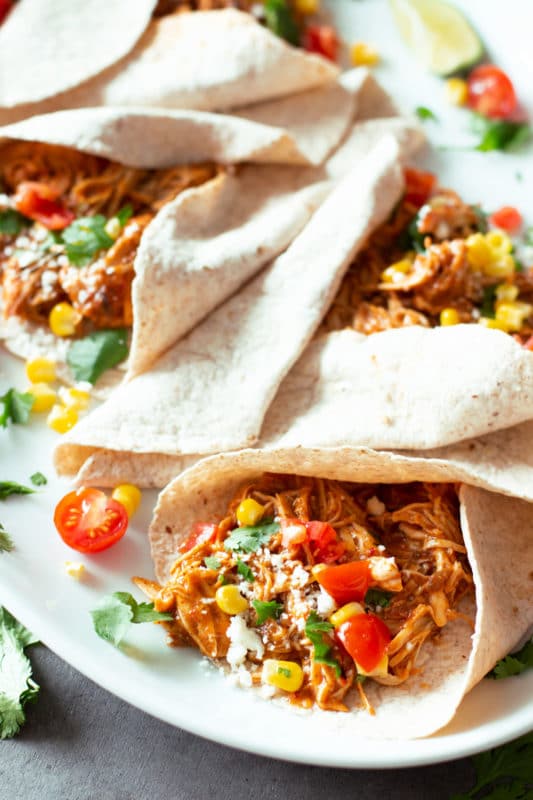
[[323, 167, 533, 346], [136, 474, 473, 713], [0, 141, 218, 337]]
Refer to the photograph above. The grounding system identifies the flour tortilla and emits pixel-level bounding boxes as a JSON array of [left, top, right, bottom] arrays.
[[0, 10, 337, 125], [147, 447, 533, 739], [0, 0, 156, 108]]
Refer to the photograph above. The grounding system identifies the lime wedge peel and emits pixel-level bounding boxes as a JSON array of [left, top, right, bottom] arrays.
[[389, 0, 484, 76]]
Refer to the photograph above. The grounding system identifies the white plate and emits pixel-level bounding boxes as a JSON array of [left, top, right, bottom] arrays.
[[1, 0, 532, 768]]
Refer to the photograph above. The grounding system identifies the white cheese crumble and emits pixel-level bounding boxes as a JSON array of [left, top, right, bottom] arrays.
[[226, 615, 264, 668], [316, 587, 337, 617], [366, 495, 386, 516]]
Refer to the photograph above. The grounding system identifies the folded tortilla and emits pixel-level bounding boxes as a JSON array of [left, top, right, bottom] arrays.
[[147, 445, 533, 738]]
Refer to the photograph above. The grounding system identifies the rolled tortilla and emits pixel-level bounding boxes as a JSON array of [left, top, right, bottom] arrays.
[[147, 446, 533, 738]]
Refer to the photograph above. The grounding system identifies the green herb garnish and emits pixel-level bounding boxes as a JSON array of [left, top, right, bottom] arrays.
[[263, 0, 300, 46], [406, 215, 426, 253], [224, 520, 280, 553], [0, 388, 33, 428], [471, 204, 489, 233], [451, 732, 533, 800], [91, 592, 173, 648], [29, 472, 47, 487], [487, 638, 533, 680], [524, 226, 533, 247], [116, 205, 133, 227], [236, 559, 254, 582], [0, 482, 34, 501], [67, 328, 129, 384], [252, 599, 283, 625], [277, 666, 291, 678], [364, 588, 392, 608], [473, 116, 531, 153], [0, 209, 31, 235], [304, 612, 341, 676], [61, 215, 114, 266], [0, 607, 39, 739], [204, 556, 221, 570], [480, 284, 497, 319], [0, 525, 14, 553], [415, 106, 438, 122]]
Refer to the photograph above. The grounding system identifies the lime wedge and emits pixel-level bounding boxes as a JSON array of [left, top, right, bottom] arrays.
[[389, 0, 483, 76]]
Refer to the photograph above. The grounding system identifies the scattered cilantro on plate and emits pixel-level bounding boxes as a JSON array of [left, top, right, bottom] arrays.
[[451, 732, 533, 800], [0, 608, 39, 740], [29, 472, 47, 487], [0, 482, 35, 501], [67, 328, 129, 384], [0, 525, 14, 553], [0, 388, 33, 428], [488, 638, 533, 680], [415, 106, 438, 121], [91, 592, 173, 647]]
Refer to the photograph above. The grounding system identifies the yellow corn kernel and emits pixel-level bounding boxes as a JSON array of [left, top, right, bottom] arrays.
[[486, 230, 513, 256], [479, 317, 509, 331], [330, 602, 365, 628], [356, 653, 389, 678], [215, 584, 248, 615], [350, 42, 380, 67], [495, 283, 519, 304], [262, 659, 304, 693], [445, 78, 468, 106], [58, 386, 91, 412], [48, 302, 80, 337], [483, 253, 516, 279], [27, 382, 57, 413], [46, 404, 78, 434], [236, 498, 265, 527], [495, 301, 533, 333], [25, 357, 56, 384], [440, 307, 460, 326], [64, 561, 86, 580], [293, 0, 319, 13], [465, 233, 491, 269], [112, 484, 142, 518], [104, 217, 122, 240], [380, 259, 412, 283]]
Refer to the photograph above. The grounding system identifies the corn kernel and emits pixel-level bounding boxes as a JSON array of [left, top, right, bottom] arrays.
[[486, 230, 513, 256], [47, 404, 78, 434], [236, 498, 265, 527], [64, 561, 86, 580], [330, 602, 365, 627], [58, 386, 91, 412], [356, 653, 389, 678], [495, 301, 532, 333], [483, 253, 516, 279], [381, 259, 412, 283], [445, 78, 468, 106], [465, 233, 491, 269], [215, 584, 248, 615], [25, 357, 56, 384], [495, 283, 519, 304], [440, 308, 460, 326], [262, 659, 304, 692], [104, 217, 122, 240], [350, 42, 380, 67], [479, 317, 509, 331], [27, 382, 57, 413], [293, 0, 319, 13], [112, 484, 142, 518], [49, 302, 80, 337]]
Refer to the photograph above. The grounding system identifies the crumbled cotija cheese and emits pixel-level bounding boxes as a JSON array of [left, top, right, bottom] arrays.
[[226, 616, 264, 668]]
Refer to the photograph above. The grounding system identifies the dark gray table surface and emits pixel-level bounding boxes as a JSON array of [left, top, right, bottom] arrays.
[[1, 646, 477, 800]]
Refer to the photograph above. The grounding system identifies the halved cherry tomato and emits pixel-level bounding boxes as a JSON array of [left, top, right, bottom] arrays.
[[336, 613, 392, 673], [303, 24, 339, 62], [280, 517, 308, 547], [0, 0, 13, 25], [306, 520, 345, 563], [489, 206, 523, 234], [54, 488, 128, 553], [15, 182, 75, 230], [179, 522, 218, 553], [403, 167, 437, 207], [467, 65, 518, 120], [315, 560, 371, 605]]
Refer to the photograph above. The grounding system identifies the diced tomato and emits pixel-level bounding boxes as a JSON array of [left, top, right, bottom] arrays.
[[403, 167, 437, 207], [306, 520, 344, 563], [0, 0, 13, 25], [303, 24, 339, 62], [54, 488, 128, 553], [315, 560, 371, 605], [489, 206, 523, 234], [467, 65, 518, 120], [15, 182, 75, 230], [280, 517, 308, 547], [336, 613, 392, 673], [179, 522, 218, 553]]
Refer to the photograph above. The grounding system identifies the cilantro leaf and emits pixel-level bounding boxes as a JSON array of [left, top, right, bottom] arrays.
[[116, 205, 133, 227], [278, 666, 291, 678], [0, 482, 34, 500], [263, 0, 300, 46], [524, 226, 533, 247], [29, 472, 47, 487], [91, 592, 173, 647], [204, 556, 221, 570], [471, 204, 489, 233], [451, 732, 533, 800], [224, 520, 279, 553], [0, 209, 31, 235], [0, 608, 39, 739], [364, 588, 392, 608], [62, 215, 114, 266], [67, 328, 129, 384], [236, 559, 254, 582], [0, 388, 34, 427], [304, 612, 342, 676], [480, 284, 497, 319], [488, 638, 533, 680], [473, 117, 531, 153], [252, 599, 283, 625], [415, 106, 438, 122], [0, 525, 14, 553]]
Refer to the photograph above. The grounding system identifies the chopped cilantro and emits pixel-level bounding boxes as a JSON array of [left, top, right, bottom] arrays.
[[277, 666, 291, 678], [0, 388, 33, 428], [0, 525, 14, 553], [263, 0, 300, 46], [217, 574, 229, 586], [514, 259, 525, 273], [524, 226, 533, 247], [116, 205, 133, 227], [356, 674, 367, 684], [252, 599, 283, 625], [29, 472, 47, 487], [67, 328, 129, 384], [0, 209, 31, 236], [204, 556, 221, 570], [40, 230, 63, 252], [451, 731, 533, 800], [472, 115, 531, 153], [0, 482, 34, 501], [488, 638, 533, 680], [405, 215, 426, 253], [364, 588, 392, 608], [480, 284, 497, 319], [0, 607, 39, 739], [224, 520, 279, 553], [304, 612, 341, 676], [236, 559, 254, 582], [471, 204, 489, 233], [62, 215, 114, 266], [91, 591, 173, 647], [415, 106, 438, 122]]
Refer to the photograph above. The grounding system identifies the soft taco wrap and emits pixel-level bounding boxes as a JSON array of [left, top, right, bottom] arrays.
[[140, 446, 533, 738]]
